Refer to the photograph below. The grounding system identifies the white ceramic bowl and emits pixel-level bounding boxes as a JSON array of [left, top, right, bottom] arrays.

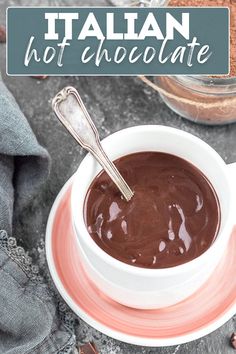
[[71, 125, 236, 309]]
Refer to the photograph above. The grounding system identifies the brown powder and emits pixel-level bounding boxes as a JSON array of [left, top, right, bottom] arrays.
[[154, 75, 236, 124], [169, 0, 236, 77]]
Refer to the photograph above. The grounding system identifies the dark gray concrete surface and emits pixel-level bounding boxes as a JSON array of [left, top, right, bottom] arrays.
[[1, 1, 236, 353]]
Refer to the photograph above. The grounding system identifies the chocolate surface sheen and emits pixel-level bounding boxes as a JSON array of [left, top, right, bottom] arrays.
[[84, 152, 220, 269]]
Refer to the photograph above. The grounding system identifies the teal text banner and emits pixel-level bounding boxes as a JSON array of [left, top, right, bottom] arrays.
[[7, 7, 229, 75]]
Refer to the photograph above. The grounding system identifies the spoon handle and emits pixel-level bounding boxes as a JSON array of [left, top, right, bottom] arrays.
[[52, 86, 134, 202]]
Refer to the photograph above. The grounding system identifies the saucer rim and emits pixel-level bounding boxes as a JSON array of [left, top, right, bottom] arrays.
[[45, 175, 236, 347]]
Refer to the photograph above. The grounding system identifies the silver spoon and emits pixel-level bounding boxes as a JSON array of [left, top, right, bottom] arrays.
[[52, 86, 134, 202]]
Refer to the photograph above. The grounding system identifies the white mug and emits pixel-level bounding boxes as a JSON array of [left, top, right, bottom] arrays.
[[71, 125, 236, 309]]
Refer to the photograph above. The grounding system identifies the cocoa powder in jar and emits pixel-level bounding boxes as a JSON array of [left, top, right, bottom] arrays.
[[154, 0, 236, 124], [155, 75, 236, 124]]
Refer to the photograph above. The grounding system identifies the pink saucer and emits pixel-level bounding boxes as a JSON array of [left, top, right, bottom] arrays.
[[46, 177, 236, 347]]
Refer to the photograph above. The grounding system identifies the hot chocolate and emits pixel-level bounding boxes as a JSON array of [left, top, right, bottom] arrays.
[[84, 152, 220, 269]]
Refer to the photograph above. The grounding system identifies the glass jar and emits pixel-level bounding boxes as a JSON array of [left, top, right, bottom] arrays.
[[154, 76, 236, 125]]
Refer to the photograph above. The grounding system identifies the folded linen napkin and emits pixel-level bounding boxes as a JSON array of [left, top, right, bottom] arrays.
[[0, 76, 76, 354]]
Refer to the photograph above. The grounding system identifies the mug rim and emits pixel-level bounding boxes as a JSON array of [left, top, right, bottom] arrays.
[[71, 125, 234, 277]]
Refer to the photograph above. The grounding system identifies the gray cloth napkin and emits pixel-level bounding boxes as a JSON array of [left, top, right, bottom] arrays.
[[0, 77, 76, 354]]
